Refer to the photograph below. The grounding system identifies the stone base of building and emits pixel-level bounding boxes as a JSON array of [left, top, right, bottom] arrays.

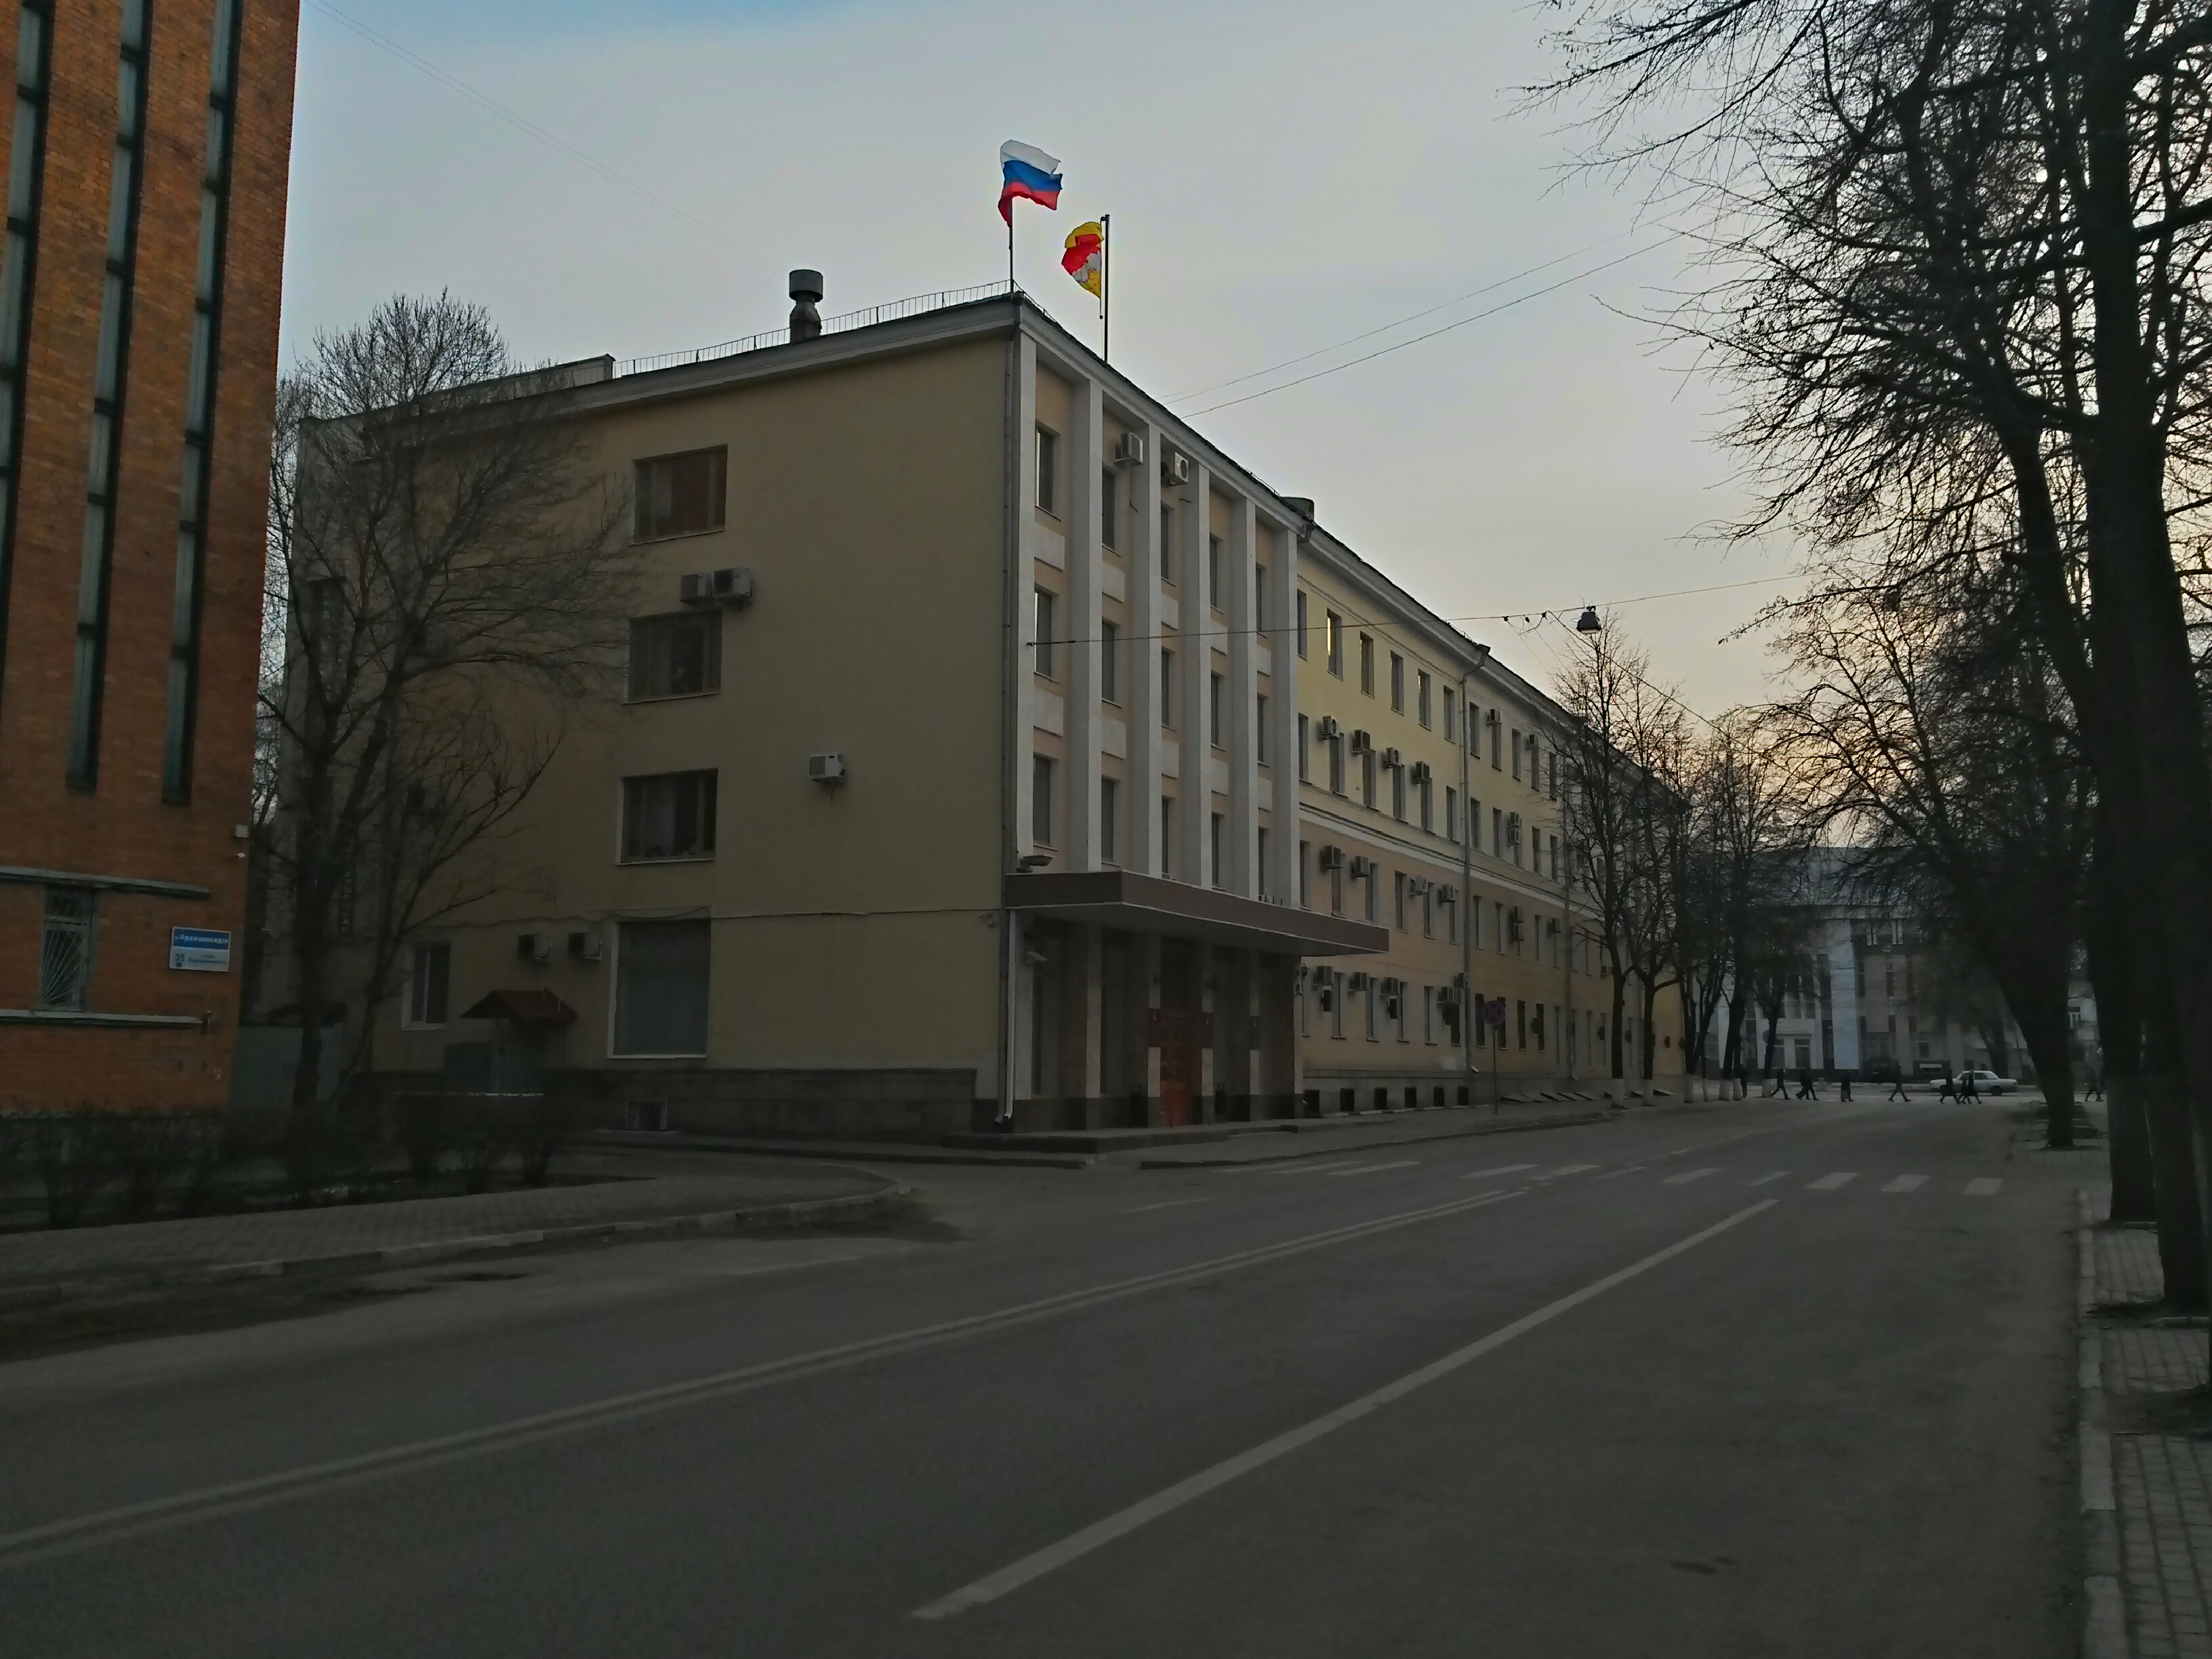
[[542, 1068, 983, 1141]]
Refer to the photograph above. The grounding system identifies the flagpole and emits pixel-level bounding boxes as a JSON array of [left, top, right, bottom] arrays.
[[1007, 211, 1015, 293], [1101, 212, 1111, 364]]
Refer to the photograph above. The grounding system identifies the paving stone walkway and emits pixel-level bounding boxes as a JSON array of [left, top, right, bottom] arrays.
[[0, 1151, 890, 1290], [2091, 1218, 2212, 1659]]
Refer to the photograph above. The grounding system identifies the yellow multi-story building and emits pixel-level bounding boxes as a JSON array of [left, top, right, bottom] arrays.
[[355, 279, 1679, 1136]]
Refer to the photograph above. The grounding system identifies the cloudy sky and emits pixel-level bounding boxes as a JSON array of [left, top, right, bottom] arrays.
[[283, 0, 1800, 714]]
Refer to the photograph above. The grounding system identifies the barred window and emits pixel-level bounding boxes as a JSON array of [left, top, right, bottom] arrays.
[[37, 886, 95, 1011]]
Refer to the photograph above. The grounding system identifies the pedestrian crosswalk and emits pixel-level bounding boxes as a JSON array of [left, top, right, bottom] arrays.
[[1214, 1158, 2007, 1196]]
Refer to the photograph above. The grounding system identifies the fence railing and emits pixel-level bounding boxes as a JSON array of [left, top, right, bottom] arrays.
[[615, 281, 1017, 379]]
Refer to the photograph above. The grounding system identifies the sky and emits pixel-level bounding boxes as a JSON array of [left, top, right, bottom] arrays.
[[282, 0, 1802, 718]]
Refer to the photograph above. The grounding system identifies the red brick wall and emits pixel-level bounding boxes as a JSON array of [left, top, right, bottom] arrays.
[[0, 0, 300, 1111]]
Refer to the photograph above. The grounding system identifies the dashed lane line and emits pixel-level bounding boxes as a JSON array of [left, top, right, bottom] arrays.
[[1326, 1160, 1422, 1177], [1458, 1164, 1538, 1180], [1807, 1172, 1858, 1191], [1124, 1198, 1213, 1214], [1748, 1172, 1790, 1187], [1261, 1161, 1370, 1177], [1662, 1168, 1719, 1186], [912, 1200, 1782, 1621]]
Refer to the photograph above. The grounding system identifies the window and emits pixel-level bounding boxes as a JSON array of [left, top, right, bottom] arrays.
[[1160, 504, 1174, 581], [635, 448, 727, 540], [1418, 672, 1431, 727], [622, 770, 716, 861], [0, 0, 54, 785], [1208, 533, 1223, 609], [1359, 634, 1374, 695], [1511, 730, 1523, 780], [1099, 619, 1121, 703], [1419, 776, 1433, 832], [1298, 840, 1311, 907], [1490, 711, 1502, 768], [1209, 672, 1224, 747], [1330, 858, 1343, 916], [1446, 786, 1458, 841], [1160, 797, 1174, 877], [1326, 611, 1343, 676], [1160, 648, 1174, 725], [36, 886, 95, 1011], [1256, 695, 1271, 763], [1034, 588, 1056, 678], [1329, 732, 1345, 794], [1034, 426, 1059, 516], [613, 918, 710, 1056], [1391, 764, 1406, 821], [1101, 467, 1118, 549], [1390, 653, 1405, 712], [1256, 827, 1269, 899], [1101, 776, 1120, 863], [1032, 755, 1055, 846], [1493, 806, 1503, 854], [1296, 590, 1309, 656], [1445, 695, 1456, 743], [1297, 714, 1309, 780], [1363, 867, 1378, 922], [1394, 872, 1407, 929], [1548, 752, 1558, 798], [406, 942, 451, 1027], [1361, 748, 1376, 808], [1425, 987, 1437, 1045], [1254, 567, 1267, 633], [1210, 812, 1225, 888], [628, 611, 721, 700]]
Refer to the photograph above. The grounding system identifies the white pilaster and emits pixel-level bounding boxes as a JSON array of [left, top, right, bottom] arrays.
[[1226, 496, 1259, 897], [1127, 422, 1164, 876], [1178, 462, 1211, 886], [1014, 337, 1040, 855], [1066, 378, 1103, 869], [1267, 516, 1300, 905]]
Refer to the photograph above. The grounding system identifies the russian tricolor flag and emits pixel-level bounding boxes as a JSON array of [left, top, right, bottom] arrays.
[[999, 141, 1061, 223]]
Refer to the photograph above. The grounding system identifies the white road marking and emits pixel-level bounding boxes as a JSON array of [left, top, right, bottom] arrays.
[[1124, 1197, 1212, 1214], [912, 1200, 1782, 1621], [1748, 1172, 1790, 1187], [0, 1186, 1528, 1569], [1458, 1164, 1538, 1180], [1262, 1161, 1369, 1176], [1592, 1166, 1647, 1181], [1537, 1164, 1599, 1179], [1881, 1174, 1928, 1193], [1662, 1168, 1719, 1186], [1808, 1172, 1858, 1191], [1327, 1160, 1421, 1177], [1965, 1178, 2003, 1197]]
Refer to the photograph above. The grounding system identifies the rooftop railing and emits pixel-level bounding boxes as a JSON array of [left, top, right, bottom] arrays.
[[615, 280, 1017, 378]]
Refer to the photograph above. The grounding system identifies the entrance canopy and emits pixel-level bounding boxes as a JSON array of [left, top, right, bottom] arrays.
[[1004, 869, 1386, 957]]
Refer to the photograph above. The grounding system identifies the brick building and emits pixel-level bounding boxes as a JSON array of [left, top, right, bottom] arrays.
[[0, 0, 298, 1110]]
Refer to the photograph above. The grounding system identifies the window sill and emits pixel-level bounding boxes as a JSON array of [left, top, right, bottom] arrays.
[[631, 527, 726, 546], [618, 855, 716, 867], [0, 1008, 207, 1029], [624, 689, 721, 706]]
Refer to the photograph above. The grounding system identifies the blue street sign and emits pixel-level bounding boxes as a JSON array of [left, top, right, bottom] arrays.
[[169, 928, 232, 972]]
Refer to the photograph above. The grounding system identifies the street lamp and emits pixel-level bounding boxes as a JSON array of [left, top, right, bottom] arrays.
[[1576, 607, 1603, 633]]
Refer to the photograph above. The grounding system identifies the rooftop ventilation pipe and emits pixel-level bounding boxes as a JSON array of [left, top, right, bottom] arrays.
[[789, 269, 823, 343]]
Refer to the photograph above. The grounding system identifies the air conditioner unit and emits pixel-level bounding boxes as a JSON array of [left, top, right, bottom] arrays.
[[1350, 729, 1372, 753], [1348, 972, 1371, 991], [1382, 747, 1402, 769], [808, 752, 847, 785], [678, 571, 716, 607], [1406, 878, 1431, 897], [1509, 907, 1525, 942], [567, 930, 602, 962], [1315, 977, 1336, 1012], [1161, 453, 1191, 487], [1317, 844, 1345, 872], [1349, 855, 1376, 880], [1113, 432, 1147, 467], [516, 932, 552, 964], [1316, 715, 1341, 741], [709, 567, 754, 607], [1506, 811, 1523, 846], [1410, 761, 1432, 784], [1437, 884, 1458, 905]]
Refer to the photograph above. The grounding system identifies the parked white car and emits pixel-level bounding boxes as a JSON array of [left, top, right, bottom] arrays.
[[1942, 1069, 2018, 1096]]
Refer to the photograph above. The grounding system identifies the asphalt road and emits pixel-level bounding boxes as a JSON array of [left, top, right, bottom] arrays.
[[0, 1098, 2084, 1656]]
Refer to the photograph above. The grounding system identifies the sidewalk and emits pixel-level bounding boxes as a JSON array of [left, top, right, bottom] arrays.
[[1126, 1097, 1626, 1168], [2081, 1191, 2212, 1659], [0, 1149, 901, 1302]]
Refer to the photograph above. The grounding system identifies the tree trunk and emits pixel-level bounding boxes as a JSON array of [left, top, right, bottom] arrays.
[[2085, 819, 2153, 1220]]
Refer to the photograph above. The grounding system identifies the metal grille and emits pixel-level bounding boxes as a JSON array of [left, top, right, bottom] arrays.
[[37, 886, 95, 1011]]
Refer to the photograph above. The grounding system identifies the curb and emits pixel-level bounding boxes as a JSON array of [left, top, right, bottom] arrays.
[[0, 1181, 909, 1310], [591, 1132, 1091, 1170], [1136, 1110, 1614, 1169], [2079, 1187, 2129, 1659]]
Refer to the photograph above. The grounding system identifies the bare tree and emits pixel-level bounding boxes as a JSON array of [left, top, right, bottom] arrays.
[[259, 295, 634, 1127]]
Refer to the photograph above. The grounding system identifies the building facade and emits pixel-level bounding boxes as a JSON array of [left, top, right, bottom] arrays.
[[0, 0, 298, 1111], [345, 283, 1679, 1136]]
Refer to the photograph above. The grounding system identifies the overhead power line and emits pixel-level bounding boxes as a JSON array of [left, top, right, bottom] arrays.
[[304, 1, 742, 258]]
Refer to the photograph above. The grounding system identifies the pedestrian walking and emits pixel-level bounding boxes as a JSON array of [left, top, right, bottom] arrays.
[[1937, 1074, 1956, 1103], [2087, 1069, 2104, 1101], [1961, 1071, 1980, 1101], [1839, 1074, 1854, 1102], [1887, 1069, 1910, 1102], [1796, 1067, 1816, 1100]]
